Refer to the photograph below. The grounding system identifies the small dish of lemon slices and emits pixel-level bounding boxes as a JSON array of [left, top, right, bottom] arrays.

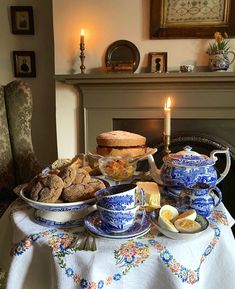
[[155, 205, 209, 240]]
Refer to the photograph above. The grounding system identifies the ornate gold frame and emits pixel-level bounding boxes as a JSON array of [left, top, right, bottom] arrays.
[[150, 0, 235, 39]]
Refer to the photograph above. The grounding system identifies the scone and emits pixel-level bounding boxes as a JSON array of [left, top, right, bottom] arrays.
[[27, 173, 64, 203]]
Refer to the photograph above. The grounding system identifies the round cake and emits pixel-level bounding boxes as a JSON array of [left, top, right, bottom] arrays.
[[96, 130, 147, 157]]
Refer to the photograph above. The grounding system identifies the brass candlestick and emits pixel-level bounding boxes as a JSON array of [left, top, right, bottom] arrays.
[[79, 42, 85, 74], [163, 134, 171, 155]]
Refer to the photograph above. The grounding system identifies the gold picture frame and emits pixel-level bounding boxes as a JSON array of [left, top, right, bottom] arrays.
[[150, 0, 235, 39], [149, 52, 167, 73]]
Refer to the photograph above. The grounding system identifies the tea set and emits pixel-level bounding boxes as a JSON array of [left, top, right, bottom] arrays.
[[147, 145, 230, 218], [85, 183, 150, 239], [84, 145, 231, 239], [20, 144, 231, 239]]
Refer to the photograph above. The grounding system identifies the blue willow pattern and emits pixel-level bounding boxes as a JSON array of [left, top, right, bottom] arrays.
[[10, 210, 228, 288]]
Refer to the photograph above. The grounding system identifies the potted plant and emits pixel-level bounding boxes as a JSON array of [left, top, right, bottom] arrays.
[[207, 32, 235, 71]]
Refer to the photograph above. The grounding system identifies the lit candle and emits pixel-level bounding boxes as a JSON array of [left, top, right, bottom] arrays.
[[80, 29, 85, 44], [164, 97, 171, 135]]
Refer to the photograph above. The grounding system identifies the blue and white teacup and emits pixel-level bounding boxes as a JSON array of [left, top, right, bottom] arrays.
[[95, 183, 145, 210], [97, 204, 140, 233], [180, 183, 222, 218]]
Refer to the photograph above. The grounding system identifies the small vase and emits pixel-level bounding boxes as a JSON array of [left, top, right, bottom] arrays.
[[208, 50, 235, 71]]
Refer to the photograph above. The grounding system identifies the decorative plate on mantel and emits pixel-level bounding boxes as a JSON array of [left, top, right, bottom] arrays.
[[105, 40, 140, 72]]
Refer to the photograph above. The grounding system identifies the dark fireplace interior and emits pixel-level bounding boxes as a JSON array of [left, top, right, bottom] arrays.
[[114, 118, 235, 234]]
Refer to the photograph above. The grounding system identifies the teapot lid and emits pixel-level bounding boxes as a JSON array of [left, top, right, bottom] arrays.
[[163, 146, 215, 167]]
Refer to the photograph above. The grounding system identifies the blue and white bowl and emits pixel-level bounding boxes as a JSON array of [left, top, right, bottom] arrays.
[[96, 183, 144, 210], [19, 189, 96, 228], [97, 204, 140, 233]]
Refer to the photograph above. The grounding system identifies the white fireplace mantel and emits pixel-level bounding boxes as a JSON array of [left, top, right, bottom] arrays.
[[55, 72, 235, 152]]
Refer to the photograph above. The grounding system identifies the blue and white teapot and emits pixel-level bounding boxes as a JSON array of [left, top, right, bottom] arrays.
[[148, 146, 231, 197]]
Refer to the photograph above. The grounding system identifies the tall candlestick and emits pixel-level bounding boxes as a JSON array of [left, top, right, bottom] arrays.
[[164, 97, 171, 136], [163, 97, 171, 155], [80, 29, 85, 44], [79, 28, 85, 73]]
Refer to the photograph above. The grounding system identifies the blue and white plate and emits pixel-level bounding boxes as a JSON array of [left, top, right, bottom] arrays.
[[84, 210, 151, 239]]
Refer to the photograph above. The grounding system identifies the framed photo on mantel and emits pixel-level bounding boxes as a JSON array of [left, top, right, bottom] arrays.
[[150, 0, 235, 39], [149, 52, 167, 73]]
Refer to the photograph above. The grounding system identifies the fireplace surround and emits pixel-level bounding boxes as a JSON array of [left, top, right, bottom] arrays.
[[55, 72, 235, 226]]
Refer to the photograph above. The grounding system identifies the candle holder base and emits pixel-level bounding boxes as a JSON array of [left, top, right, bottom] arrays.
[[163, 134, 171, 155], [80, 43, 85, 74]]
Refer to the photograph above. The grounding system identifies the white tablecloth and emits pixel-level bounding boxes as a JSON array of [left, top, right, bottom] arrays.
[[0, 199, 235, 289]]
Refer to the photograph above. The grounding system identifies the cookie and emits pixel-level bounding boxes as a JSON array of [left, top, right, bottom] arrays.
[[27, 173, 64, 203], [62, 178, 105, 202], [58, 165, 77, 188], [73, 168, 91, 184]]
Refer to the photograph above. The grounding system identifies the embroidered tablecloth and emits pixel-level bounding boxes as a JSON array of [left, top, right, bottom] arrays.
[[0, 199, 234, 289]]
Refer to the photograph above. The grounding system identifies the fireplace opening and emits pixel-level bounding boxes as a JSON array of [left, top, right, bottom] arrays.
[[114, 118, 235, 234]]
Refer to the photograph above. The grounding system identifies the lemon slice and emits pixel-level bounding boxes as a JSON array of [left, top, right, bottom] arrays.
[[173, 209, 197, 222], [174, 219, 201, 233]]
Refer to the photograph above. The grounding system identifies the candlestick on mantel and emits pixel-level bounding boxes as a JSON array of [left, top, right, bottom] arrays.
[[80, 29, 85, 74], [80, 29, 85, 44], [163, 97, 172, 155]]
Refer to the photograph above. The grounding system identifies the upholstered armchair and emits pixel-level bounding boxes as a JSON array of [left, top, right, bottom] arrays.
[[0, 80, 42, 215]]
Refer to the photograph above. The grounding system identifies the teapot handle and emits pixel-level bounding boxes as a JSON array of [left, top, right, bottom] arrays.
[[209, 186, 222, 208], [228, 50, 235, 65], [210, 148, 231, 185]]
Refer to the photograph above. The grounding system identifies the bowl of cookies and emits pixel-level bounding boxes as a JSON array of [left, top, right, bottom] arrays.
[[19, 156, 106, 228]]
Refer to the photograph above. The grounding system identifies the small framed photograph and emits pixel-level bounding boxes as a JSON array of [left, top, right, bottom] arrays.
[[10, 6, 34, 35], [149, 52, 167, 73], [13, 51, 36, 78]]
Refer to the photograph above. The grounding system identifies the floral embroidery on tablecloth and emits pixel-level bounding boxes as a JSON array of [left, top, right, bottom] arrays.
[[210, 210, 229, 225], [147, 210, 227, 285], [114, 240, 150, 274], [10, 210, 228, 288]]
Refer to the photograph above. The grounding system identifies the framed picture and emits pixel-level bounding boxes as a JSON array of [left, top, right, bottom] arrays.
[[10, 6, 34, 35], [150, 0, 235, 39], [149, 52, 167, 73], [13, 51, 36, 77]]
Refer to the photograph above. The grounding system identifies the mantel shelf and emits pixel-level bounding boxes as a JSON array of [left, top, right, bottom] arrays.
[[55, 72, 235, 85]]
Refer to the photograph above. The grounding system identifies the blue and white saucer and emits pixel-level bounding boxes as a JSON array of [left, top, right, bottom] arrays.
[[84, 210, 151, 239]]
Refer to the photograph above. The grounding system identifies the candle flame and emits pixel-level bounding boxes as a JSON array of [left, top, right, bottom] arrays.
[[80, 29, 85, 36], [165, 97, 171, 109]]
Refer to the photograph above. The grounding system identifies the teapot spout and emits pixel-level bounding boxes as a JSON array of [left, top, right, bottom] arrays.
[[147, 155, 163, 185]]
